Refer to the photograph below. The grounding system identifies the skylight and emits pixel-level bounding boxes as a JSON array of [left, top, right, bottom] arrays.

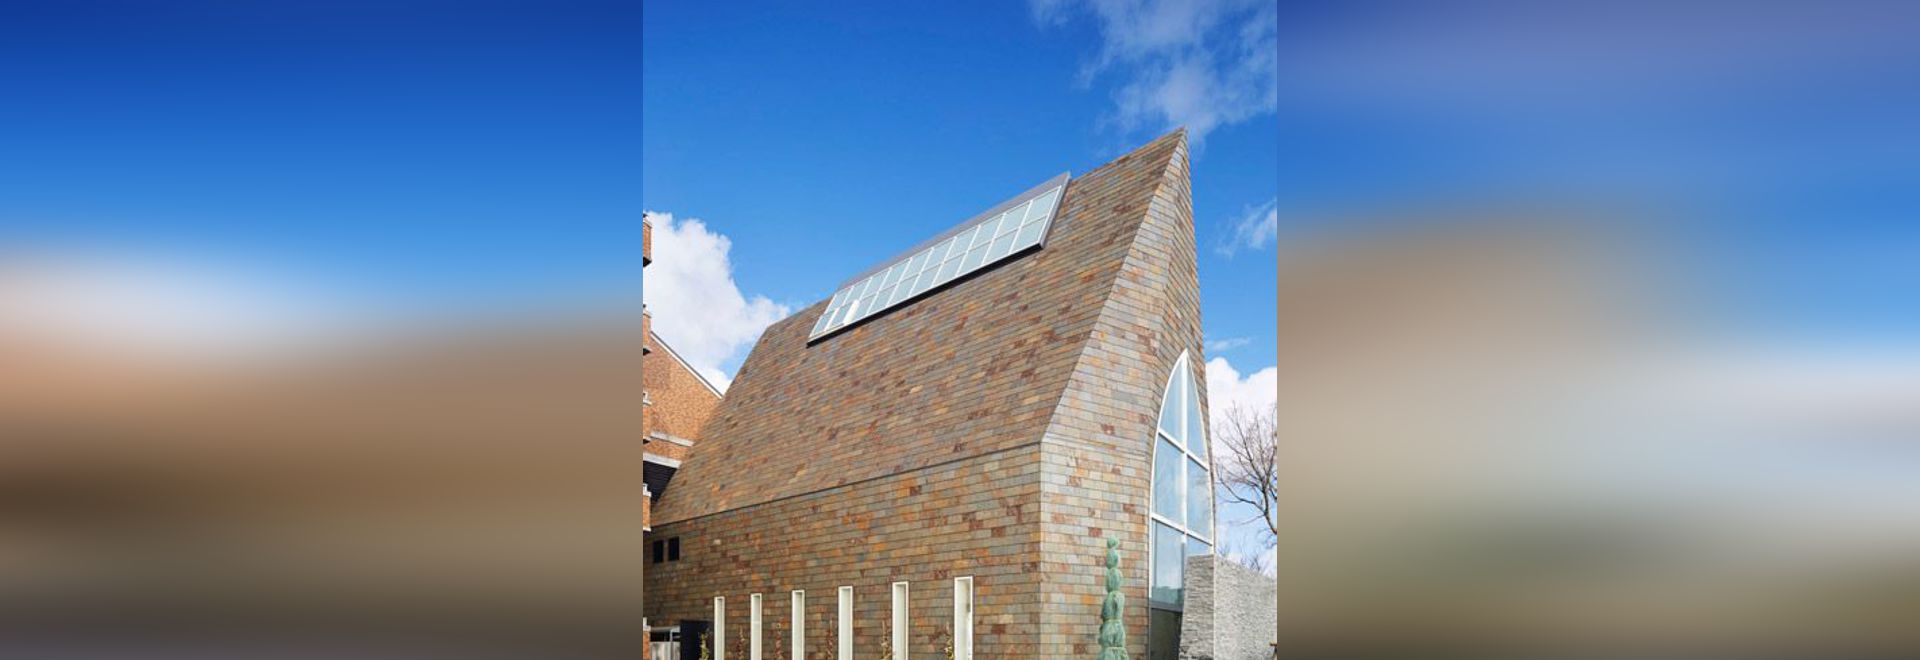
[[808, 172, 1070, 342]]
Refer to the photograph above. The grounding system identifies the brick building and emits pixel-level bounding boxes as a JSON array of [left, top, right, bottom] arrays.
[[646, 130, 1212, 659], [643, 215, 726, 657]]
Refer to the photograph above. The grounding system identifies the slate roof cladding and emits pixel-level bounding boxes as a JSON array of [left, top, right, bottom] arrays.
[[653, 129, 1193, 524]]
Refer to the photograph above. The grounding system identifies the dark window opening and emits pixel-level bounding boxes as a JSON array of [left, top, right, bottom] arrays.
[[652, 540, 665, 564], [667, 537, 681, 561]]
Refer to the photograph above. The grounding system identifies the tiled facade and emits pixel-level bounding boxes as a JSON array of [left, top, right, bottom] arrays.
[[647, 130, 1204, 657]]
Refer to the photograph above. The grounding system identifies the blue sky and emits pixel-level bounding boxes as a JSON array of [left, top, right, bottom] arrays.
[[1, 1, 647, 313]]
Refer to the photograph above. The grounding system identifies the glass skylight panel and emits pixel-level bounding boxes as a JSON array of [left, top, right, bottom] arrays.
[[989, 230, 1019, 261], [810, 173, 1069, 341]]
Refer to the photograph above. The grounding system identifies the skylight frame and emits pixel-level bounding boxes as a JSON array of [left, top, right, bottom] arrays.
[[808, 172, 1070, 343]]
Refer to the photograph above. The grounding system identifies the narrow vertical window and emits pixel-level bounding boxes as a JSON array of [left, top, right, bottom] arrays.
[[890, 581, 910, 660], [713, 597, 726, 660], [791, 590, 806, 660], [751, 593, 764, 660], [837, 586, 853, 659], [951, 577, 973, 660], [1147, 351, 1213, 659]]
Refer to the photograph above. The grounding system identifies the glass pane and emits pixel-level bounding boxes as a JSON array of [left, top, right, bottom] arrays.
[[913, 270, 938, 295], [998, 202, 1030, 234], [1158, 366, 1183, 443], [810, 310, 833, 336], [886, 281, 912, 306], [1187, 459, 1212, 538], [877, 284, 899, 308], [1186, 537, 1210, 561], [988, 232, 1019, 261], [1014, 215, 1048, 248], [936, 236, 963, 263], [1030, 188, 1061, 219], [1154, 438, 1183, 524], [969, 221, 996, 248], [1149, 609, 1181, 660], [907, 250, 931, 277], [962, 243, 991, 271], [1151, 522, 1184, 606], [1185, 366, 1206, 461], [938, 257, 964, 282]]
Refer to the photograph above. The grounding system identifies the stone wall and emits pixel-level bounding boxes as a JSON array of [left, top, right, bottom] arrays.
[[1181, 556, 1276, 660]]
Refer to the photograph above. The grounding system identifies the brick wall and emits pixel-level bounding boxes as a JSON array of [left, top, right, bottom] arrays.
[[645, 332, 721, 443], [648, 445, 1041, 659]]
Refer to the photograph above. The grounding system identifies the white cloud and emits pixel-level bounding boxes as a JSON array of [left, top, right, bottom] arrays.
[[1205, 355, 1276, 440], [1032, 0, 1276, 147], [1217, 197, 1277, 257], [1206, 336, 1250, 352], [642, 211, 790, 391]]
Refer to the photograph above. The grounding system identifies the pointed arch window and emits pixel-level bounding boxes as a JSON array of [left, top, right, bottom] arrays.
[[1148, 351, 1212, 610]]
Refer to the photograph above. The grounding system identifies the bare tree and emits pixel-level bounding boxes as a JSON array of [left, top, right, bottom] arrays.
[[1222, 538, 1274, 575], [1215, 404, 1279, 548]]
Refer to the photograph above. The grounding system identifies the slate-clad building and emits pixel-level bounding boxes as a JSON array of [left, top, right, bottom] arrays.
[[645, 130, 1212, 659]]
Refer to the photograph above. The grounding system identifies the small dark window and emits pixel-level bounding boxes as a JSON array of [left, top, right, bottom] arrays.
[[651, 540, 665, 564], [667, 537, 681, 561]]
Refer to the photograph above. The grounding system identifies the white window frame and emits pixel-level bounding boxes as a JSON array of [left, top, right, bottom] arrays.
[[952, 577, 973, 660], [891, 581, 910, 660], [751, 593, 764, 660], [1149, 351, 1215, 543], [791, 590, 806, 660], [713, 597, 726, 660], [837, 586, 853, 659], [1148, 351, 1217, 612]]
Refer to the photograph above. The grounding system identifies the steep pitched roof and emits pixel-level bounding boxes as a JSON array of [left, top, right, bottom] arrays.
[[654, 130, 1190, 523]]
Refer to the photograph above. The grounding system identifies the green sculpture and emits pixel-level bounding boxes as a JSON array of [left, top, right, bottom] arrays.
[[1099, 537, 1130, 659]]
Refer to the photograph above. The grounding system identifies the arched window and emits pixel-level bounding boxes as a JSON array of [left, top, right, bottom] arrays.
[[1147, 351, 1211, 659]]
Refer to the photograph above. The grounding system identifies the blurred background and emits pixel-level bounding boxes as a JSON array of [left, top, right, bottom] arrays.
[[2, 0, 1917, 657], [2, 1, 646, 657], [1263, 0, 1920, 654]]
